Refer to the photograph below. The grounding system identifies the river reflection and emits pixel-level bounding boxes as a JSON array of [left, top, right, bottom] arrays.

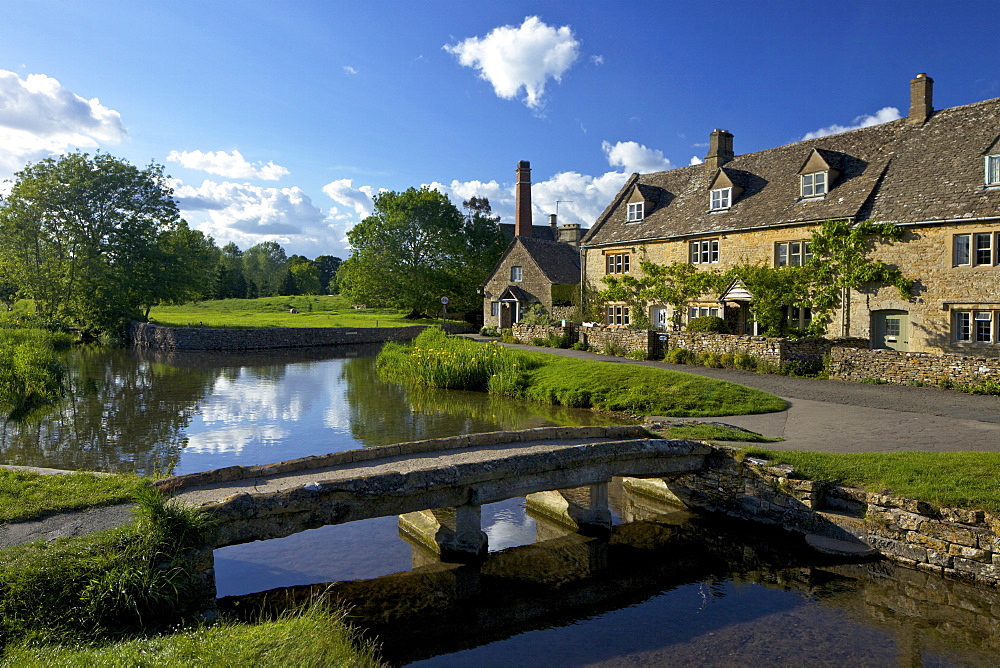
[[0, 344, 625, 475]]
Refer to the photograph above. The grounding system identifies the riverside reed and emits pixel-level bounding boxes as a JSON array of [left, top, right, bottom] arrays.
[[377, 328, 786, 417], [743, 449, 1000, 513], [0, 327, 72, 417]]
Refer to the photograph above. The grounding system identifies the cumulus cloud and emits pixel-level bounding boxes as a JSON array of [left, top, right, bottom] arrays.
[[167, 149, 289, 181], [343, 66, 358, 75], [444, 16, 580, 109], [690, 155, 704, 165], [321, 178, 378, 221], [802, 106, 902, 140], [173, 179, 347, 255], [601, 140, 674, 174], [0, 69, 127, 178]]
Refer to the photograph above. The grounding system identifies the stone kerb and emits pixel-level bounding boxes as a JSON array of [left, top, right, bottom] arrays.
[[830, 346, 1000, 386], [128, 321, 451, 351]]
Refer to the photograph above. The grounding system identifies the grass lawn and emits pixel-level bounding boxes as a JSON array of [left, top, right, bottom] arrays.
[[148, 295, 459, 329], [744, 449, 1000, 512], [0, 469, 149, 524]]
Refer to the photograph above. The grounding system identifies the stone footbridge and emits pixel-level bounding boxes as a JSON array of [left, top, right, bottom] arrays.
[[157, 426, 711, 560]]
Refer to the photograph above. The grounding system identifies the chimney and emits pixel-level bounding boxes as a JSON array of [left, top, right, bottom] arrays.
[[515, 160, 532, 237], [549, 213, 557, 230], [908, 73, 933, 124], [705, 129, 734, 171]]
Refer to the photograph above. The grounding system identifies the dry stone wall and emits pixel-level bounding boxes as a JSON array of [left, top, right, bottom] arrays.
[[582, 326, 662, 358], [669, 332, 867, 364], [652, 446, 1000, 588], [830, 346, 1000, 386]]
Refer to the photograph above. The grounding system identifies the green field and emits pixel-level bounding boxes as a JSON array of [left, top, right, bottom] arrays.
[[148, 295, 459, 329]]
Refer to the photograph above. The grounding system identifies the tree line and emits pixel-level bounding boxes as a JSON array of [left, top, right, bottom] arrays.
[[0, 153, 506, 335]]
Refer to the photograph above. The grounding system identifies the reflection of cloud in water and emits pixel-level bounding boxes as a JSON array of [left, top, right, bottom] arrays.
[[199, 363, 338, 425], [323, 391, 351, 431], [186, 425, 289, 455], [483, 499, 537, 551]]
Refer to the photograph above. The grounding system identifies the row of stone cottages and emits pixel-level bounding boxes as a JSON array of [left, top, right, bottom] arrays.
[[480, 74, 1000, 381]]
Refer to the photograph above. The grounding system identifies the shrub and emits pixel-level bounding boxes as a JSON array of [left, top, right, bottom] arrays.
[[518, 303, 555, 326], [601, 341, 627, 357], [686, 316, 731, 334], [861, 377, 890, 385], [663, 348, 694, 365], [0, 328, 68, 417], [778, 354, 825, 377], [480, 326, 499, 337], [500, 328, 516, 344], [570, 341, 590, 351], [719, 352, 736, 368], [546, 332, 573, 349], [957, 379, 1000, 396], [531, 337, 548, 347], [733, 352, 757, 371], [755, 358, 776, 374], [626, 349, 648, 361], [699, 352, 723, 368]]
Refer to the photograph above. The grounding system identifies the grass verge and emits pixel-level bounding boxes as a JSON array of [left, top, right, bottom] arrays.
[[0, 469, 149, 524], [658, 423, 782, 443], [378, 328, 786, 417], [742, 449, 1000, 512], [148, 295, 459, 329], [2, 601, 385, 667]]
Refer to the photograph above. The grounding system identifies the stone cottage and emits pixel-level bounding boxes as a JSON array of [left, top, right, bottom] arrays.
[[581, 74, 1000, 356], [481, 161, 585, 328]]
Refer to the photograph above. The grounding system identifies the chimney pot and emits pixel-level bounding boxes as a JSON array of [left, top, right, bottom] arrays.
[[705, 129, 734, 171]]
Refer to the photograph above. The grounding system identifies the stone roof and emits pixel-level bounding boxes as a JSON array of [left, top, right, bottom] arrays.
[[583, 95, 1000, 247], [519, 237, 581, 285]]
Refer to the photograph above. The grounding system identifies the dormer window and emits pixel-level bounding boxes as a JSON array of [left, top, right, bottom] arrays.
[[710, 187, 732, 210], [627, 202, 644, 222], [987, 155, 1000, 186], [801, 172, 828, 198]]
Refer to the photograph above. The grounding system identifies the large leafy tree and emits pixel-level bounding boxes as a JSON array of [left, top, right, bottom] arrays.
[[338, 187, 505, 315], [0, 152, 216, 334], [242, 241, 288, 297]]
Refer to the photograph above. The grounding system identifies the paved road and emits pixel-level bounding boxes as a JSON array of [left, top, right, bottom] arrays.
[[462, 336, 1000, 453]]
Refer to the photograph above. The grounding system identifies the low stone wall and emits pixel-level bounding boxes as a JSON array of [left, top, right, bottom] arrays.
[[582, 326, 662, 358], [668, 332, 867, 364], [510, 323, 578, 345], [128, 322, 473, 351], [643, 446, 1000, 588], [830, 347, 1000, 386]]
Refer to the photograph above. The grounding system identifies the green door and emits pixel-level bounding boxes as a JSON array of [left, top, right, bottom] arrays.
[[872, 310, 909, 351]]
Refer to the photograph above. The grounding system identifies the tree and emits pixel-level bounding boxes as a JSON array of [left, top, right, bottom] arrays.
[[242, 241, 287, 297], [339, 187, 505, 315], [290, 261, 322, 295], [314, 255, 342, 294], [215, 242, 248, 299], [0, 152, 214, 334]]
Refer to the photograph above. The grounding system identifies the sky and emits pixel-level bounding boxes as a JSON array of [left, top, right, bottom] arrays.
[[1, 0, 999, 259]]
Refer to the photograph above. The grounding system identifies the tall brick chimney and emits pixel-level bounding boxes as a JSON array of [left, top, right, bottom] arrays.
[[704, 129, 734, 171], [908, 73, 934, 124], [515, 160, 532, 237]]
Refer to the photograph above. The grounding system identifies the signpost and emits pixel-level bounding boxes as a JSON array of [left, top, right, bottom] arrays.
[[440, 296, 449, 332]]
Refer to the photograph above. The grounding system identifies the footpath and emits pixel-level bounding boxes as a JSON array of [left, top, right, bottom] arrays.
[[461, 335, 1000, 454]]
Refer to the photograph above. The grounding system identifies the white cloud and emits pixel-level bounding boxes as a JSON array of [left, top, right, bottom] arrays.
[[321, 178, 378, 221], [173, 179, 347, 255], [591, 55, 604, 65], [601, 140, 674, 174], [0, 69, 127, 179], [343, 66, 358, 75], [444, 16, 580, 109], [167, 149, 289, 181], [802, 106, 902, 140], [690, 155, 704, 166]]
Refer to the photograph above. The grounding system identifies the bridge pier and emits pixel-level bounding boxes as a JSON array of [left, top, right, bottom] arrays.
[[525, 482, 613, 535], [398, 503, 488, 562]]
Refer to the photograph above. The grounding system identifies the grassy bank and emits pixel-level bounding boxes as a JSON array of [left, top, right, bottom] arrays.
[[743, 449, 1000, 512], [0, 327, 72, 417], [378, 328, 786, 417], [0, 469, 149, 523], [148, 295, 458, 329]]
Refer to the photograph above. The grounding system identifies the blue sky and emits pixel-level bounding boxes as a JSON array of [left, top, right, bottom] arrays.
[[2, 0, 998, 258]]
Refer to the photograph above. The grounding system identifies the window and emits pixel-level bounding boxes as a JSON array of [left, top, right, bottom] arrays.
[[690, 239, 720, 264], [987, 155, 1000, 186], [627, 202, 644, 222], [800, 172, 827, 198], [786, 306, 812, 330], [606, 305, 630, 326], [975, 233, 993, 265], [687, 306, 720, 321], [955, 310, 999, 342], [776, 240, 813, 267], [510, 266, 522, 282], [605, 253, 630, 274], [491, 301, 500, 317], [710, 187, 732, 210], [954, 233, 999, 266], [954, 235, 971, 266]]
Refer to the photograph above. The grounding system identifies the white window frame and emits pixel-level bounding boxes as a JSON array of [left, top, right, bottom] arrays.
[[605, 253, 630, 274], [953, 234, 971, 266], [690, 239, 720, 264], [955, 311, 972, 341], [974, 233, 993, 266], [710, 187, 732, 211], [776, 240, 813, 267], [627, 202, 644, 222], [511, 266, 523, 282], [975, 311, 993, 342], [800, 171, 828, 198], [687, 306, 720, 321], [986, 155, 1000, 186], [490, 301, 500, 317], [606, 304, 631, 326]]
